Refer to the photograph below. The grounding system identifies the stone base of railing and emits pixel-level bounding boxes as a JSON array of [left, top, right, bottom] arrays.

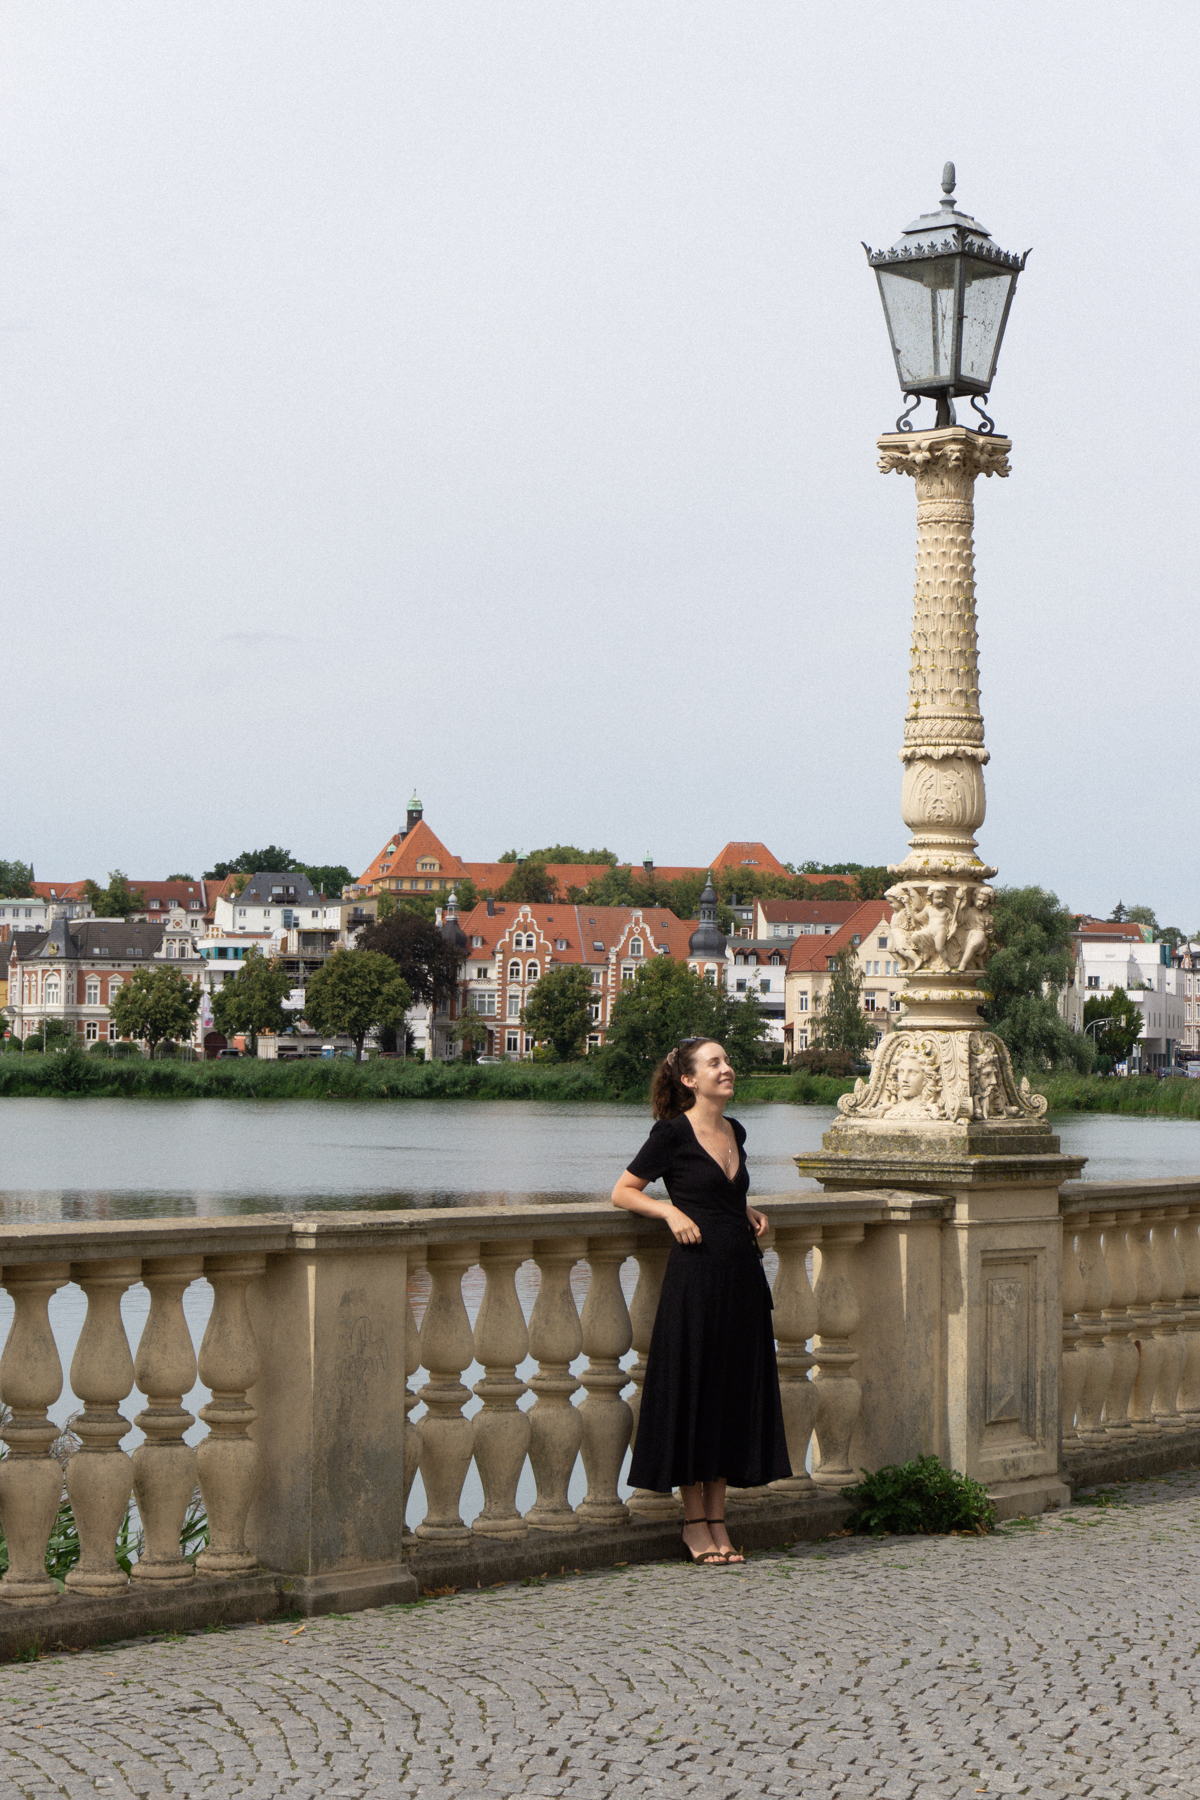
[[1063, 1422, 1200, 1495], [0, 1490, 860, 1662]]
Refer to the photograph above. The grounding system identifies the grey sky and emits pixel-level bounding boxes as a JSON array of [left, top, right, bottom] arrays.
[[2, 5, 1195, 923]]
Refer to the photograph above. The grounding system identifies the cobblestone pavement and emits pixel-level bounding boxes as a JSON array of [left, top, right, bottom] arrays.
[[4, 1471, 1200, 1799]]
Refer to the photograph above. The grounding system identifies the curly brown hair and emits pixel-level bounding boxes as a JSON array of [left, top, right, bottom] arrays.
[[649, 1038, 723, 1120]]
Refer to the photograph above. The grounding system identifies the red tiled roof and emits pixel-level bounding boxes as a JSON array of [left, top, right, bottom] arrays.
[[786, 902, 893, 972], [710, 842, 789, 877], [30, 881, 89, 901], [759, 899, 862, 924], [458, 902, 698, 964], [359, 819, 469, 888]]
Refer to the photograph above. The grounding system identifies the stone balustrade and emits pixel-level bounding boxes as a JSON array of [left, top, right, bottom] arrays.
[[0, 1177, 1198, 1653], [1060, 1180, 1200, 1467]]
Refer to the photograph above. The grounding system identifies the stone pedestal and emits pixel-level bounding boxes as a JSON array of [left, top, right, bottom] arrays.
[[796, 426, 1084, 1510]]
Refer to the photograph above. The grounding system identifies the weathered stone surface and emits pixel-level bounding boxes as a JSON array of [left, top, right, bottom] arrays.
[[3, 1469, 1200, 1796]]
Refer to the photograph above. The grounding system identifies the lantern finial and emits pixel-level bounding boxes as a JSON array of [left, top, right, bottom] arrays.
[[940, 162, 957, 208]]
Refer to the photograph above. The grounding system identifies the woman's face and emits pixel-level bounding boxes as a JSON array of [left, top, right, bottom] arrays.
[[682, 1041, 735, 1102]]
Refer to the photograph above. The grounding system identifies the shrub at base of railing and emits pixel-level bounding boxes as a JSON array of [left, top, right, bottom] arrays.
[[841, 1456, 997, 1537]]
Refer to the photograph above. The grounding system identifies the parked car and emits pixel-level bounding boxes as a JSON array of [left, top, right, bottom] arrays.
[[217, 1048, 241, 1059]]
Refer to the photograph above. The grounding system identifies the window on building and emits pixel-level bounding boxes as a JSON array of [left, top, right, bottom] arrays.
[[86, 979, 99, 1005], [590, 1003, 601, 1022], [85, 1021, 98, 1042], [108, 978, 123, 1003], [45, 981, 60, 1005], [591, 969, 603, 985], [472, 935, 483, 948], [874, 1029, 884, 1047], [760, 979, 771, 993], [506, 1032, 520, 1053], [108, 1022, 118, 1042], [798, 1030, 809, 1050], [526, 962, 539, 982], [877, 936, 888, 949], [797, 992, 809, 1012], [555, 938, 567, 951], [621, 967, 635, 983], [864, 992, 877, 1012], [508, 960, 521, 980], [770, 953, 782, 965], [507, 995, 521, 1017], [772, 926, 781, 938], [736, 979, 747, 993], [890, 995, 902, 1011], [735, 953, 745, 966], [472, 994, 497, 1016], [1087, 976, 1100, 989], [630, 939, 643, 957]]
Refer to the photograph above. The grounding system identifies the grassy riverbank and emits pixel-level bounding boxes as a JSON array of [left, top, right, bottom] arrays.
[[1034, 1073, 1200, 1117]]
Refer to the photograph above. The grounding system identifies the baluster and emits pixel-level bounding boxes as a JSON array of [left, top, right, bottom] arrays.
[[625, 1244, 679, 1519], [65, 1258, 140, 1593], [576, 1236, 635, 1525], [525, 1237, 586, 1532], [472, 1240, 532, 1539], [195, 1254, 264, 1576], [1128, 1213, 1163, 1436], [1152, 1207, 1189, 1430], [0, 1262, 70, 1606], [1060, 1222, 1086, 1446], [1075, 1216, 1114, 1444], [132, 1256, 204, 1585], [415, 1242, 477, 1540], [770, 1225, 821, 1494], [402, 1265, 423, 1541], [1176, 1204, 1200, 1423], [811, 1223, 864, 1487], [1100, 1217, 1138, 1436]]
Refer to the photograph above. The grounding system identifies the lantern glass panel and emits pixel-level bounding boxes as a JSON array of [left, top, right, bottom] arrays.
[[960, 259, 1015, 387], [877, 256, 957, 389]]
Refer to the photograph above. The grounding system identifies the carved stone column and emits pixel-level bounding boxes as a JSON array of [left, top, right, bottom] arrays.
[[471, 1240, 532, 1539], [1176, 1205, 1200, 1424], [415, 1242, 477, 1541], [1151, 1207, 1188, 1430], [1060, 1223, 1086, 1447], [1074, 1216, 1114, 1445], [625, 1244, 680, 1519], [65, 1258, 140, 1594], [811, 1224, 864, 1488], [575, 1237, 635, 1525], [132, 1256, 203, 1585], [0, 1262, 70, 1606], [196, 1254, 264, 1576], [525, 1238, 585, 1533], [769, 1226, 821, 1494], [1127, 1214, 1163, 1436], [1100, 1217, 1139, 1437]]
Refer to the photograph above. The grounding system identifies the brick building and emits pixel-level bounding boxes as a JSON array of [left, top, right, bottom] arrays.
[[5, 909, 204, 1047]]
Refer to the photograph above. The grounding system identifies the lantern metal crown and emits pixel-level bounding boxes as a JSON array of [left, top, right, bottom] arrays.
[[863, 163, 1030, 433]]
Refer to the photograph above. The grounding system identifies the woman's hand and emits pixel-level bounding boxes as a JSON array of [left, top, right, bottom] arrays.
[[664, 1205, 701, 1245], [747, 1206, 768, 1239]]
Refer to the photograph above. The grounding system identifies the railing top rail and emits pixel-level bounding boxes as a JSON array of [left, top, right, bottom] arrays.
[[0, 1189, 950, 1265], [1060, 1177, 1200, 1216]]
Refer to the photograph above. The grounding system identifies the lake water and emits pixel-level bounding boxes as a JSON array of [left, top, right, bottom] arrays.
[[3, 1097, 1198, 1527]]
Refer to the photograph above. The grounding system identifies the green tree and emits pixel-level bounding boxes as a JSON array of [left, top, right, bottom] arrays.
[[298, 864, 354, 899], [22, 1017, 76, 1052], [981, 886, 1090, 1071], [84, 871, 147, 919], [211, 947, 291, 1054], [525, 845, 619, 866], [204, 846, 298, 879], [0, 860, 36, 897], [451, 1009, 492, 1062], [165, 872, 194, 882], [812, 948, 873, 1057], [1083, 988, 1144, 1067], [303, 949, 411, 1062], [855, 867, 890, 901], [1109, 900, 1128, 923], [357, 909, 463, 1007], [497, 860, 558, 904], [720, 984, 771, 1071], [109, 965, 200, 1053], [600, 959, 726, 1090], [521, 965, 596, 1061]]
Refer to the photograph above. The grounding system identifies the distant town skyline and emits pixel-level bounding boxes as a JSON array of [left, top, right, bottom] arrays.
[[2, 6, 1196, 921]]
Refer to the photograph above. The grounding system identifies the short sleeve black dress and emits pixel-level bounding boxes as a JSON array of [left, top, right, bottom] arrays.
[[625, 1112, 791, 1493]]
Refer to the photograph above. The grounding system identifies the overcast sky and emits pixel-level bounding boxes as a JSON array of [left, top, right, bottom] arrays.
[[2, 5, 1196, 922]]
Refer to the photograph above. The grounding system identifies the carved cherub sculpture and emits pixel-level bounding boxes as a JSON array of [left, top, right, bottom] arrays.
[[885, 883, 926, 972], [909, 885, 962, 972], [953, 885, 995, 974]]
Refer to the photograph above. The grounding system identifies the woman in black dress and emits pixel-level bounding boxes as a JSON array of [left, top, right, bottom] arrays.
[[611, 1038, 790, 1565]]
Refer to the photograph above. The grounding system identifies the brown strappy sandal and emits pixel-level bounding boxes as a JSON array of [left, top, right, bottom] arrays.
[[681, 1516, 726, 1565], [706, 1517, 744, 1563]]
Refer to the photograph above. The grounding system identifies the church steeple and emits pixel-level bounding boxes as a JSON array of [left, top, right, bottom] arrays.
[[688, 872, 727, 957]]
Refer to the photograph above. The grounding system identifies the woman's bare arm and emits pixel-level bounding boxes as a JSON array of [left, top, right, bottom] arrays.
[[611, 1171, 701, 1245]]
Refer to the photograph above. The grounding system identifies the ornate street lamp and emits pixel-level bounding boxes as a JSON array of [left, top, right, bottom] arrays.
[[798, 165, 1066, 1171], [864, 163, 1028, 432]]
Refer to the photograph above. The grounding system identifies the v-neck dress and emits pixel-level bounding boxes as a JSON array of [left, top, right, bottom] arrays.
[[625, 1112, 791, 1492]]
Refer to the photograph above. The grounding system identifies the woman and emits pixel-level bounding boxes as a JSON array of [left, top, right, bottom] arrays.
[[611, 1037, 790, 1565]]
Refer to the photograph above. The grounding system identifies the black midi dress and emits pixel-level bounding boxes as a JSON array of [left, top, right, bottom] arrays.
[[625, 1112, 791, 1493]]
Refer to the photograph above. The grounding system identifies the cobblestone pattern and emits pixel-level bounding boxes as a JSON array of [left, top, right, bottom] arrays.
[[4, 1471, 1200, 1798]]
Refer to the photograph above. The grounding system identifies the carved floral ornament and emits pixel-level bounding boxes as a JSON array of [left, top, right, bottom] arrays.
[[877, 434, 1011, 489], [836, 1028, 1048, 1125]]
